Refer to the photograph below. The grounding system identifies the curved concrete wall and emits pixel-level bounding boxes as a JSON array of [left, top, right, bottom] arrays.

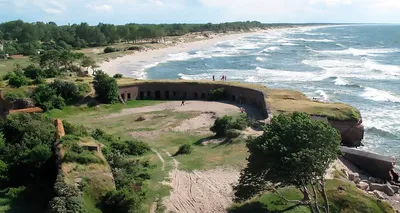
[[119, 82, 269, 118]]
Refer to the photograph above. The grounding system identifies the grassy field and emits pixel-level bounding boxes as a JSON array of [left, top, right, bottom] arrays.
[[230, 179, 395, 213], [0, 57, 32, 76]]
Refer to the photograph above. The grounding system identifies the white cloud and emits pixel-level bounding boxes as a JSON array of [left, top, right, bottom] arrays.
[[86, 3, 112, 11], [148, 0, 164, 6], [33, 0, 66, 14]]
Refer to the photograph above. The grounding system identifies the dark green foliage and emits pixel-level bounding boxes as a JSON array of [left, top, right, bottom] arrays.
[[126, 46, 142, 51], [233, 112, 341, 211], [110, 140, 150, 156], [113, 73, 123, 79], [209, 88, 227, 101], [104, 47, 119, 53], [210, 114, 248, 137], [63, 121, 89, 136], [32, 84, 66, 111], [102, 188, 145, 213], [92, 128, 113, 144], [49, 175, 87, 213], [0, 113, 57, 212], [23, 64, 44, 79], [32, 76, 46, 85], [175, 144, 193, 155], [64, 151, 102, 165], [50, 79, 81, 103], [93, 70, 119, 104], [44, 67, 61, 78], [3, 89, 29, 101], [20, 43, 38, 56], [8, 72, 29, 88]]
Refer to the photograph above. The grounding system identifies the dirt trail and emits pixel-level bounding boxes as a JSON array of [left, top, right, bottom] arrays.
[[162, 149, 240, 213]]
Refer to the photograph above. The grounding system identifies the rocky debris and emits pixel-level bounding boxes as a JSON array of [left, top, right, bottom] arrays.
[[349, 172, 359, 181], [357, 182, 369, 190], [392, 185, 400, 193], [374, 190, 386, 199], [370, 183, 385, 191], [384, 184, 396, 196]]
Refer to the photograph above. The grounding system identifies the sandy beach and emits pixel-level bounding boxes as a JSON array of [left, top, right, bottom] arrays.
[[98, 30, 266, 79]]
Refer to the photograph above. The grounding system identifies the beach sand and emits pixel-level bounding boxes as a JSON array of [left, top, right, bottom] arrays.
[[98, 31, 265, 79]]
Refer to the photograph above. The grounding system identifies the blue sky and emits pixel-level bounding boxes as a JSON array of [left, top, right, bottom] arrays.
[[0, 0, 400, 25]]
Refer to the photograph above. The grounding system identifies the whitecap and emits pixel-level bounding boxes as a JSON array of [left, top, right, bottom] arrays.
[[289, 38, 334, 42], [314, 48, 400, 57], [333, 77, 348, 86], [260, 46, 280, 53], [256, 57, 265, 61], [361, 87, 400, 103], [315, 90, 329, 102]]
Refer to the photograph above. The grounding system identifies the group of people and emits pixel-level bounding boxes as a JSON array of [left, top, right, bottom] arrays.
[[212, 75, 227, 81]]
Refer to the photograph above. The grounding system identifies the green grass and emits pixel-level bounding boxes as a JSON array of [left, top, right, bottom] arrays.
[[83, 190, 103, 213], [0, 57, 32, 77], [46, 100, 164, 119], [229, 179, 395, 213]]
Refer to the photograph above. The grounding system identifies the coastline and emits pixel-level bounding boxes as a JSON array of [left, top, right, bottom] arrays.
[[98, 30, 266, 79]]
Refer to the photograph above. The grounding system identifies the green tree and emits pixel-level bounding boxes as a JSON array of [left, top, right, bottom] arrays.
[[8, 72, 28, 88], [81, 56, 96, 72], [32, 84, 65, 111], [50, 79, 80, 102], [93, 70, 119, 104], [233, 112, 341, 213], [23, 64, 44, 79]]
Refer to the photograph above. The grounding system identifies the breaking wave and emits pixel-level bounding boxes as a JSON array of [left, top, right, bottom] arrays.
[[361, 87, 400, 103]]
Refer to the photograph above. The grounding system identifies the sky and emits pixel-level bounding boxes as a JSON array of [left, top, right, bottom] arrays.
[[0, 0, 400, 25]]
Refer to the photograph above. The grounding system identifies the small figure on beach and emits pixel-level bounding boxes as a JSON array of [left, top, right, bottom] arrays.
[[181, 100, 185, 106], [225, 75, 227, 81], [221, 75, 225, 81], [240, 107, 246, 113], [212, 75, 215, 81]]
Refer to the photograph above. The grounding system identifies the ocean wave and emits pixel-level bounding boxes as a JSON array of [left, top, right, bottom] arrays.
[[256, 57, 265, 61], [315, 90, 329, 101], [260, 46, 280, 53], [361, 87, 400, 103], [362, 106, 400, 137], [333, 77, 348, 86], [289, 38, 334, 42], [314, 48, 400, 57], [366, 127, 400, 140]]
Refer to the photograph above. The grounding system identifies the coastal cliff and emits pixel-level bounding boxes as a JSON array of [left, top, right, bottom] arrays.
[[329, 118, 364, 147]]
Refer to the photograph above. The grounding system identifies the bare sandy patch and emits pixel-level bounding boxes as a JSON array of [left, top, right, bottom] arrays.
[[172, 112, 216, 132], [163, 167, 240, 213]]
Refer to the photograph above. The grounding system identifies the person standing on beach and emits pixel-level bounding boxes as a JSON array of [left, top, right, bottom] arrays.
[[221, 75, 224, 80], [181, 100, 185, 106], [225, 75, 227, 81], [213, 75, 215, 81]]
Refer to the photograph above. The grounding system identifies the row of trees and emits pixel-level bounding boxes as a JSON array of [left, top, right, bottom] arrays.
[[0, 20, 264, 55]]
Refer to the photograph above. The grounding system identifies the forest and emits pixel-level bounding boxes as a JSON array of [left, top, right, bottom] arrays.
[[0, 20, 266, 56]]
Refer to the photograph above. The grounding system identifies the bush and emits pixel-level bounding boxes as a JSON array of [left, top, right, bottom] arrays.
[[113, 73, 123, 79], [6, 186, 26, 199], [50, 79, 81, 103], [226, 129, 242, 138], [175, 144, 193, 156], [104, 47, 119, 54], [33, 76, 46, 85], [209, 88, 227, 101], [32, 84, 66, 111], [49, 175, 86, 213], [210, 114, 249, 137], [63, 121, 88, 136], [102, 188, 145, 213], [64, 151, 102, 164], [3, 89, 29, 102], [23, 64, 44, 79], [8, 74, 29, 88], [110, 140, 150, 156], [126, 46, 142, 51], [43, 67, 60, 78], [3, 72, 15, 80], [93, 70, 119, 104]]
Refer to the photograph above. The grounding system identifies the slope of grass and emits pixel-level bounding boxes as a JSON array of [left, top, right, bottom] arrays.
[[0, 57, 32, 77], [230, 179, 395, 213]]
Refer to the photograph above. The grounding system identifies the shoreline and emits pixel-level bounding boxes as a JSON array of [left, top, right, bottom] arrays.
[[98, 30, 267, 78]]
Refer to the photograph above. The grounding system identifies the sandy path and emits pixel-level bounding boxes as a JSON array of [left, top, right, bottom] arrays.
[[172, 112, 216, 132], [103, 101, 243, 119]]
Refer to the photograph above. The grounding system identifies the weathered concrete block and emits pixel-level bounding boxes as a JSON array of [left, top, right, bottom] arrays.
[[369, 183, 385, 191], [374, 190, 385, 199], [357, 182, 369, 190], [384, 184, 395, 196], [349, 173, 359, 181]]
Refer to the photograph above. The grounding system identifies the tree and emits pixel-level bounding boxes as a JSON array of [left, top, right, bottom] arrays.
[[93, 70, 119, 104], [233, 112, 341, 213], [32, 84, 65, 111], [23, 64, 44, 79], [50, 79, 80, 102], [8, 72, 28, 88], [81, 56, 96, 72]]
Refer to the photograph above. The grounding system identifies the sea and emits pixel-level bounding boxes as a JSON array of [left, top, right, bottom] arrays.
[[137, 25, 400, 164]]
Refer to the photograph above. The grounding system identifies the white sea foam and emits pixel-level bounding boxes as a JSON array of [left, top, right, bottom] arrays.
[[334, 77, 348, 86], [289, 38, 334, 42], [314, 48, 400, 57], [361, 87, 400, 103], [260, 46, 280, 53], [256, 57, 265, 61], [315, 90, 329, 101]]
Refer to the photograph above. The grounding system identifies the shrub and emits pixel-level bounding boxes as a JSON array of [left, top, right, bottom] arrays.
[[50, 79, 81, 102], [226, 129, 242, 138], [104, 47, 119, 54], [23, 64, 44, 79], [6, 186, 26, 199], [8, 74, 29, 88], [113, 73, 123, 79], [93, 70, 119, 104], [230, 114, 248, 130], [110, 140, 150, 156], [43, 67, 60, 78], [77, 83, 91, 94], [175, 144, 193, 156], [3, 72, 15, 80], [64, 151, 102, 164], [32, 84, 66, 111], [3, 89, 29, 102], [126, 46, 142, 51], [210, 115, 233, 137], [92, 128, 114, 144], [32, 76, 45, 85], [209, 88, 227, 101], [49, 175, 86, 213], [63, 121, 88, 136], [102, 188, 145, 213]]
